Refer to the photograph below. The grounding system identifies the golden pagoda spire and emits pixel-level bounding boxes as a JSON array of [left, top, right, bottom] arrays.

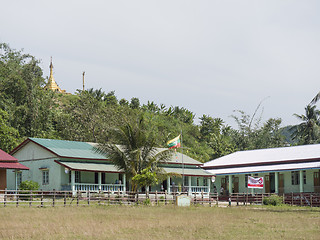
[[45, 57, 65, 93]]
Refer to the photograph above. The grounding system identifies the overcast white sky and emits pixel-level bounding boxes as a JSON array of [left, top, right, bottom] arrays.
[[1, 0, 319, 127]]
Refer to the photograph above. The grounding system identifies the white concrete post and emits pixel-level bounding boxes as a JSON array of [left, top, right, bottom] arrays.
[[71, 170, 75, 196], [98, 172, 102, 191], [167, 176, 171, 194], [228, 175, 233, 195], [275, 172, 279, 194], [123, 174, 126, 192], [207, 177, 211, 193], [299, 170, 304, 193], [188, 176, 192, 195], [15, 170, 18, 191]]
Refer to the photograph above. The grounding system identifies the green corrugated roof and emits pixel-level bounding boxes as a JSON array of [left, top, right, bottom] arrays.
[[29, 138, 203, 165], [58, 161, 123, 172], [30, 138, 106, 159], [163, 167, 212, 176]]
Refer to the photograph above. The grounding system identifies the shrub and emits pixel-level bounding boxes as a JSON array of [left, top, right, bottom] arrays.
[[143, 198, 151, 206], [263, 195, 283, 206], [19, 180, 40, 191]]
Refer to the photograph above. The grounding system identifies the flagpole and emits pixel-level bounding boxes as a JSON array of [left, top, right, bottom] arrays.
[[181, 130, 184, 191]]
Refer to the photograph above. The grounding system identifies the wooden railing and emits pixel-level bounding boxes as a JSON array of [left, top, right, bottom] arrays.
[[0, 190, 319, 207], [74, 183, 124, 192]]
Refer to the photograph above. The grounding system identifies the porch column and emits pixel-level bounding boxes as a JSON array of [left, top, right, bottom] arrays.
[[123, 174, 126, 192], [228, 175, 233, 195], [98, 172, 102, 191], [207, 177, 211, 193], [15, 170, 18, 191], [71, 170, 75, 196], [188, 176, 192, 195], [275, 172, 279, 194], [167, 176, 171, 194], [299, 170, 304, 193]]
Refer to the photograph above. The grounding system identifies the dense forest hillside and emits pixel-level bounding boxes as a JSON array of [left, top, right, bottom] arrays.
[[2, 43, 314, 162]]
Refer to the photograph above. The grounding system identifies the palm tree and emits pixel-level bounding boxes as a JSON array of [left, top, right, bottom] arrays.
[[310, 92, 320, 105], [95, 115, 173, 192], [291, 105, 320, 144]]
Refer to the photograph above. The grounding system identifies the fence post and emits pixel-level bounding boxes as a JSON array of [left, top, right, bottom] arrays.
[[216, 193, 219, 207], [194, 192, 196, 205], [29, 190, 33, 207], [53, 189, 56, 207], [209, 193, 212, 207], [201, 191, 204, 205], [236, 193, 239, 206], [41, 191, 44, 207], [300, 193, 302, 206], [64, 191, 67, 207], [155, 190, 158, 206], [291, 192, 293, 206], [77, 190, 79, 206], [118, 189, 120, 203], [261, 194, 263, 205], [108, 190, 110, 204], [165, 190, 167, 205], [16, 191, 19, 208], [4, 188, 6, 207], [310, 194, 313, 208]]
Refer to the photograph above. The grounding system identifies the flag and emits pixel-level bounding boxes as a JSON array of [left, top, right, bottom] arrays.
[[167, 135, 181, 149]]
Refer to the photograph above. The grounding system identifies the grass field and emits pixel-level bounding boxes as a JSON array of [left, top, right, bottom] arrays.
[[0, 205, 319, 239]]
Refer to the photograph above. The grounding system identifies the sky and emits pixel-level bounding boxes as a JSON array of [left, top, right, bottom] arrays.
[[1, 0, 320, 128]]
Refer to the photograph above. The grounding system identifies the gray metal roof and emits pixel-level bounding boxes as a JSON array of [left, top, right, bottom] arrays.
[[204, 144, 320, 168], [207, 161, 320, 175]]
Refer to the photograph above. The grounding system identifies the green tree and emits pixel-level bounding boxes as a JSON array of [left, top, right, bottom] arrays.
[[130, 97, 140, 109], [95, 115, 172, 192], [291, 104, 320, 144], [132, 167, 159, 191], [0, 109, 20, 152]]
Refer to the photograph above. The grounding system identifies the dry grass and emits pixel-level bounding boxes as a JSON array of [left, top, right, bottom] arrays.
[[0, 205, 319, 239]]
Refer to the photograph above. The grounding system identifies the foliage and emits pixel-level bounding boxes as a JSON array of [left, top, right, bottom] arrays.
[[0, 109, 20, 152], [19, 180, 40, 191], [132, 167, 158, 189], [263, 195, 283, 206], [0, 42, 293, 163], [95, 115, 173, 191], [291, 104, 320, 145]]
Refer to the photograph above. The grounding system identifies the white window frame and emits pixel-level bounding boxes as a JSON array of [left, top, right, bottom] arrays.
[[42, 170, 49, 185]]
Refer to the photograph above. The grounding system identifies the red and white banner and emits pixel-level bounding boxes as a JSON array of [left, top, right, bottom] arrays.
[[248, 176, 264, 189]]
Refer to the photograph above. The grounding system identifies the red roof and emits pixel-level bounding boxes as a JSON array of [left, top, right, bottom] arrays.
[[0, 149, 18, 162], [0, 162, 29, 170], [0, 149, 29, 170]]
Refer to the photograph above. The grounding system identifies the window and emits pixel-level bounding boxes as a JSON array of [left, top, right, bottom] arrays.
[[42, 170, 49, 185], [203, 178, 208, 186], [184, 176, 188, 186], [291, 171, 306, 185], [75, 171, 81, 183], [17, 171, 22, 187], [69, 171, 81, 183]]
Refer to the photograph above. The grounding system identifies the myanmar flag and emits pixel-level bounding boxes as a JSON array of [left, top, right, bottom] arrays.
[[167, 135, 181, 149]]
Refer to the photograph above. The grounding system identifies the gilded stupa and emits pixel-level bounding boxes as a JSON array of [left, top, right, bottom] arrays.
[[45, 58, 66, 93]]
